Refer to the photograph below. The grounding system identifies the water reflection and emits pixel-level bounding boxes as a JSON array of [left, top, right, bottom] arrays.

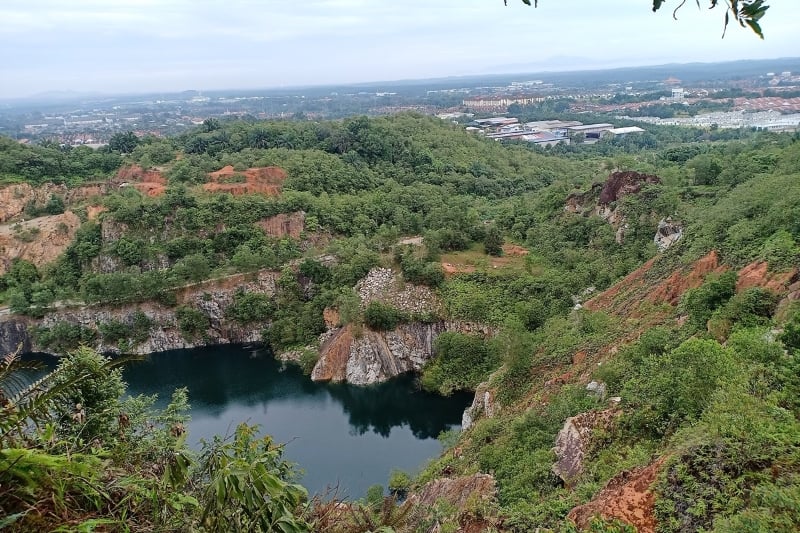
[[121, 345, 471, 496]]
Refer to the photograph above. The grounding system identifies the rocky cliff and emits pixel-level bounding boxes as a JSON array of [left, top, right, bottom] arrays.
[[5, 269, 279, 356], [0, 211, 82, 274], [306, 267, 490, 385], [309, 320, 492, 385], [0, 316, 34, 355], [0, 183, 109, 223], [565, 171, 663, 244]]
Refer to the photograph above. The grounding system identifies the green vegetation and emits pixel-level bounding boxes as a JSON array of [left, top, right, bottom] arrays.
[[2, 111, 800, 531], [421, 333, 500, 395]]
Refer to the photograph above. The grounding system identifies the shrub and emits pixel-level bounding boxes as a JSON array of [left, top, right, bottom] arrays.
[[623, 338, 736, 437], [388, 469, 412, 498], [422, 333, 500, 395], [175, 306, 210, 340], [226, 291, 276, 323], [33, 322, 97, 354], [363, 301, 405, 331], [681, 271, 737, 330]]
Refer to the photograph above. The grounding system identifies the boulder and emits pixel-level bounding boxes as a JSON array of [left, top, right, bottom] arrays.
[[654, 217, 683, 251], [462, 381, 498, 430], [567, 457, 666, 533], [553, 409, 619, 486], [409, 473, 497, 511]]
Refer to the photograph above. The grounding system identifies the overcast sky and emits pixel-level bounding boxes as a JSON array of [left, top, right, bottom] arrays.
[[1, 0, 798, 98]]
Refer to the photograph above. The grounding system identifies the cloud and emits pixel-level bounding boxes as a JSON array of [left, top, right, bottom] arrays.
[[0, 0, 797, 97]]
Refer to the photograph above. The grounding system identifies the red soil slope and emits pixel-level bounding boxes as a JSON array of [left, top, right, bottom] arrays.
[[203, 165, 286, 196]]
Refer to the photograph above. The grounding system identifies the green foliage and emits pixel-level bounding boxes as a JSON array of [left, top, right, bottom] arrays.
[[655, 387, 800, 533], [33, 322, 97, 354], [780, 308, 800, 353], [387, 469, 412, 498], [51, 346, 126, 442], [484, 224, 504, 257], [226, 290, 276, 324], [760, 229, 799, 271], [98, 311, 153, 349], [397, 248, 445, 287], [175, 305, 210, 341], [197, 423, 309, 532], [623, 338, 737, 437], [707, 287, 778, 339], [108, 131, 140, 154], [422, 333, 500, 395], [363, 301, 406, 331], [681, 272, 737, 330]]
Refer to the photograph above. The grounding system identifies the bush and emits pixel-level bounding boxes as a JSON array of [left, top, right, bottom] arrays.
[[388, 469, 412, 498], [681, 272, 737, 330], [421, 333, 500, 395], [175, 306, 210, 340], [363, 301, 405, 331], [708, 287, 778, 340], [623, 338, 736, 437], [33, 322, 97, 354], [484, 225, 504, 257], [226, 291, 276, 323]]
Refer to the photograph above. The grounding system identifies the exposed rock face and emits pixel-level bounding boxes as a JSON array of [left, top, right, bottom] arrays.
[[461, 381, 497, 430], [0, 317, 34, 355], [409, 473, 497, 511], [356, 267, 442, 315], [257, 211, 305, 239], [0, 211, 81, 274], [567, 457, 666, 533], [736, 261, 797, 293], [311, 322, 446, 384], [310, 319, 493, 385], [553, 409, 619, 486], [7, 269, 279, 356], [598, 171, 660, 205], [114, 165, 167, 197], [564, 182, 604, 215], [0, 183, 111, 224], [565, 172, 661, 244], [654, 218, 683, 251]]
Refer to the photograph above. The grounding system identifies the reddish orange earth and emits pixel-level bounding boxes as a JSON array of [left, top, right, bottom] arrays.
[[114, 165, 167, 197], [203, 165, 286, 196]]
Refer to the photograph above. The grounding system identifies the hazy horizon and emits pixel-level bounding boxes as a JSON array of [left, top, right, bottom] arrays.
[[1, 1, 798, 99]]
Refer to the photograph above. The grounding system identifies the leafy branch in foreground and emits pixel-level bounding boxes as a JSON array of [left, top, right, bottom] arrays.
[[508, 0, 770, 38]]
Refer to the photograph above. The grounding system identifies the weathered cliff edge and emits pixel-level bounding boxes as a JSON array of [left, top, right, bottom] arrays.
[[309, 320, 493, 386], [1, 270, 279, 356], [1, 264, 494, 387]]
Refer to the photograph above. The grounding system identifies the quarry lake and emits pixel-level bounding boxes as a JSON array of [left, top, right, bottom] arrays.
[[121, 345, 471, 497]]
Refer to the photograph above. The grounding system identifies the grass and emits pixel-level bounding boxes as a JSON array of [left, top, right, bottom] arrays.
[[440, 242, 529, 276]]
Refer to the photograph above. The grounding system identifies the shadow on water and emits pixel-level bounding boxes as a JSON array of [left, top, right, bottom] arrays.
[[118, 344, 471, 497]]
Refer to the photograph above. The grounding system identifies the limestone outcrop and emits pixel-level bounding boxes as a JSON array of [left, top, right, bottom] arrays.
[[0, 183, 110, 224], [552, 408, 619, 486], [0, 317, 34, 355], [461, 381, 498, 430], [654, 217, 683, 251], [565, 171, 662, 244], [311, 322, 445, 385], [4, 269, 279, 356], [0, 211, 81, 274], [409, 473, 497, 511]]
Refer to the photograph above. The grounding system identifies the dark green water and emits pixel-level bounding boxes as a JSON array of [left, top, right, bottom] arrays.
[[120, 345, 471, 498]]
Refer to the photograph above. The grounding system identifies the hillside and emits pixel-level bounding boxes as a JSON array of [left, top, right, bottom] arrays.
[[1, 115, 799, 532]]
